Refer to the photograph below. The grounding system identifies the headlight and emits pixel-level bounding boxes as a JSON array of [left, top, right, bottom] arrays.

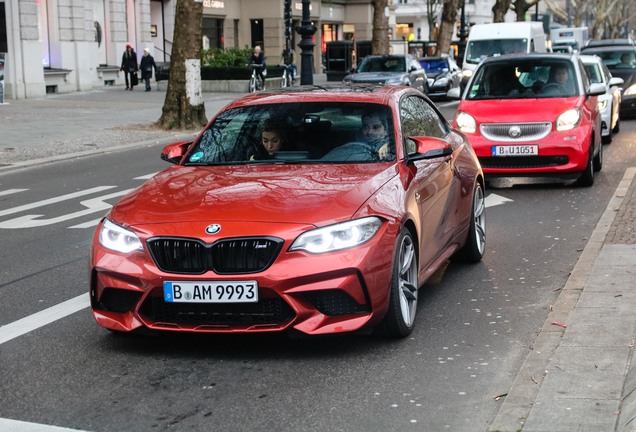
[[556, 108, 581, 131], [624, 84, 636, 96], [462, 69, 473, 79], [290, 217, 382, 254], [455, 111, 477, 134], [99, 219, 143, 253], [597, 99, 608, 111]]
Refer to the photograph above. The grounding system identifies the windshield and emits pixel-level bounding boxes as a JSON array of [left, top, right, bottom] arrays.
[[184, 102, 396, 166], [358, 57, 406, 73], [465, 39, 529, 64], [588, 49, 636, 71], [421, 59, 449, 74], [467, 59, 579, 99]]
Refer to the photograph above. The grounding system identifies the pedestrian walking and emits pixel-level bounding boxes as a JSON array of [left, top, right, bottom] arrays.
[[139, 48, 157, 92], [120, 44, 138, 90]]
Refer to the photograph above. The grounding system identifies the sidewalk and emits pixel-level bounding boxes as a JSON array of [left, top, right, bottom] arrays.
[[1, 78, 635, 431]]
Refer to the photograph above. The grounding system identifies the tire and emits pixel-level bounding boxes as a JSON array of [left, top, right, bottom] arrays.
[[602, 124, 613, 144], [576, 143, 595, 187], [593, 140, 603, 172], [248, 76, 257, 93], [381, 227, 419, 338], [613, 116, 620, 134], [452, 182, 486, 263]]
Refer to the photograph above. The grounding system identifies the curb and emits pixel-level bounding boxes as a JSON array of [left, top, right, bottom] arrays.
[[488, 167, 636, 432]]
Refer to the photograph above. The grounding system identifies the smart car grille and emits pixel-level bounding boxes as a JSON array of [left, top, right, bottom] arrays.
[[480, 122, 552, 142], [480, 155, 569, 169], [139, 295, 295, 327], [147, 237, 284, 274], [304, 290, 370, 316]]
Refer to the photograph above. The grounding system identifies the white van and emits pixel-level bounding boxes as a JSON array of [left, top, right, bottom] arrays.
[[461, 22, 547, 85]]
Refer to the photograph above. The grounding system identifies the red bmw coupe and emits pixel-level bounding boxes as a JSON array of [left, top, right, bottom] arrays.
[[90, 84, 485, 338], [451, 53, 606, 186]]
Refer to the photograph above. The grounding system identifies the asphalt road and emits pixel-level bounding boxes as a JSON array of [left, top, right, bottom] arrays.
[[0, 104, 635, 431]]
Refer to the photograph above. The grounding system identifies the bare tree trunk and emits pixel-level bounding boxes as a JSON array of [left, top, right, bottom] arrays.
[[492, 0, 513, 22], [512, 0, 540, 21], [436, 0, 460, 56], [157, 0, 207, 130], [371, 0, 390, 55]]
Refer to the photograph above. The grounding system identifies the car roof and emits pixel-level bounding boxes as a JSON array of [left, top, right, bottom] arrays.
[[584, 38, 635, 48], [478, 52, 577, 65], [221, 83, 416, 108], [578, 54, 602, 64]]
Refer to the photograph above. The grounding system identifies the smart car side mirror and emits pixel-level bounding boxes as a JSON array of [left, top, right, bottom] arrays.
[[586, 83, 606, 97], [161, 141, 192, 164], [609, 76, 625, 87], [408, 136, 453, 161]]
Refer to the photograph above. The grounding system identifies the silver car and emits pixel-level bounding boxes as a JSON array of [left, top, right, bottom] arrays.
[[580, 54, 623, 144], [343, 54, 428, 94]]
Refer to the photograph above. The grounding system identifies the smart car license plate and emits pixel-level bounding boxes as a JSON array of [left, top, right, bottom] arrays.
[[492, 145, 538, 156], [163, 281, 258, 303]]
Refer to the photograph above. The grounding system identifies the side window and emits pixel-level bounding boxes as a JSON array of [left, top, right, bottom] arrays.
[[400, 96, 448, 154]]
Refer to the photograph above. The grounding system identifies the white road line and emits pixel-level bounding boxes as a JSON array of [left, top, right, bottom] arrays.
[[0, 188, 28, 197], [135, 172, 158, 180], [68, 218, 101, 229], [0, 293, 90, 345], [0, 186, 116, 218], [0, 418, 90, 432], [485, 193, 514, 208]]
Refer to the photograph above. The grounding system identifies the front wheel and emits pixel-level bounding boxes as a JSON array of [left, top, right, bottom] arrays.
[[381, 228, 419, 338], [575, 143, 595, 187], [248, 76, 257, 93], [452, 182, 486, 263]]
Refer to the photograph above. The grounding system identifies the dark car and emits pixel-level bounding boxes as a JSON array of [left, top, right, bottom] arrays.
[[581, 39, 636, 117], [89, 84, 485, 338], [418, 55, 462, 99], [343, 54, 428, 94]]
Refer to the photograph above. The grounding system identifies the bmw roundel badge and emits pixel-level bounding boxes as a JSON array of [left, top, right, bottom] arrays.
[[205, 224, 222, 235]]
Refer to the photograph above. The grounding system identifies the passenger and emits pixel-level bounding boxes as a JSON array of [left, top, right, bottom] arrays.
[[546, 65, 574, 94], [616, 53, 634, 69], [361, 112, 392, 160], [490, 65, 523, 97]]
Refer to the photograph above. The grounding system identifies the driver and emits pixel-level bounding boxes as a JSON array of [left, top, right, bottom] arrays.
[[361, 112, 392, 160]]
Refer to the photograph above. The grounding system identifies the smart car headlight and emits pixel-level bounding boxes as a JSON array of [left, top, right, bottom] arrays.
[[556, 108, 581, 131], [99, 219, 143, 253], [290, 217, 382, 254], [597, 99, 608, 112], [624, 84, 636, 97], [455, 111, 477, 134]]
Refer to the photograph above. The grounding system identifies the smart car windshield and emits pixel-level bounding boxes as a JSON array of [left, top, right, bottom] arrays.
[[466, 59, 579, 100], [184, 102, 396, 165]]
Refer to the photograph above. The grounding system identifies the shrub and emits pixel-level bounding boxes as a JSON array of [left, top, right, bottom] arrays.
[[201, 47, 253, 68]]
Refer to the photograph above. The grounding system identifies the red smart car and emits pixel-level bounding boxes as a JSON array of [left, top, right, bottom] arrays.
[[450, 53, 606, 186], [90, 84, 485, 338]]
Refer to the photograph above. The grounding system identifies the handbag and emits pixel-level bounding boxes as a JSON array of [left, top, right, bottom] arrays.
[[131, 72, 139, 86]]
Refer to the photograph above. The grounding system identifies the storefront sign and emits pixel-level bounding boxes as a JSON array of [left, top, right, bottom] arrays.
[[203, 0, 224, 8]]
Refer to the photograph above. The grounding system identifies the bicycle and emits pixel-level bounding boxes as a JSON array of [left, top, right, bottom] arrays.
[[280, 63, 295, 88], [248, 64, 265, 93]]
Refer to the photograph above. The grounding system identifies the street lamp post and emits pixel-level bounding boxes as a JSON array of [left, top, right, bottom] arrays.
[[297, 0, 316, 85]]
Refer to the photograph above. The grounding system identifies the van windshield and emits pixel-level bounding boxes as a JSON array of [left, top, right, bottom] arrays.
[[465, 39, 529, 64]]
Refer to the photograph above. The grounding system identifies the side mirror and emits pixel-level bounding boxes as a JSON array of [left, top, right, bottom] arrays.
[[587, 83, 606, 97], [408, 136, 453, 161], [447, 87, 462, 100], [161, 141, 192, 164], [609, 76, 625, 87]]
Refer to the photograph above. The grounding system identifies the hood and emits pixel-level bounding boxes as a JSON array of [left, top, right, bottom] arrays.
[[109, 164, 397, 227], [458, 97, 586, 123]]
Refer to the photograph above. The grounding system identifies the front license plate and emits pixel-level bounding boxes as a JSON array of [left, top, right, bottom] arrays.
[[163, 281, 259, 303], [492, 145, 538, 156]]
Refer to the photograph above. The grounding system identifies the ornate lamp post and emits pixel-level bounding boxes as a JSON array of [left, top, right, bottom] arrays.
[[297, 0, 317, 85]]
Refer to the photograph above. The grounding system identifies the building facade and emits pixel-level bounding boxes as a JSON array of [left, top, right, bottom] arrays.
[[0, 0, 533, 100]]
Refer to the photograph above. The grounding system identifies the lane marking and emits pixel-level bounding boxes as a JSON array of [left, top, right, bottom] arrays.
[[135, 172, 158, 180], [0, 188, 28, 197], [485, 193, 514, 208], [0, 189, 134, 229], [0, 186, 116, 217], [0, 293, 89, 345], [0, 418, 90, 432], [68, 218, 102, 229]]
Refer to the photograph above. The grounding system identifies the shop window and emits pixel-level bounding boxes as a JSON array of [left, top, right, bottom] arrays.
[[202, 17, 224, 50]]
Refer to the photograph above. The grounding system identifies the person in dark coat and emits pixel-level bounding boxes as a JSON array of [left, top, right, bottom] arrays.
[[139, 48, 157, 92], [120, 44, 138, 90]]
